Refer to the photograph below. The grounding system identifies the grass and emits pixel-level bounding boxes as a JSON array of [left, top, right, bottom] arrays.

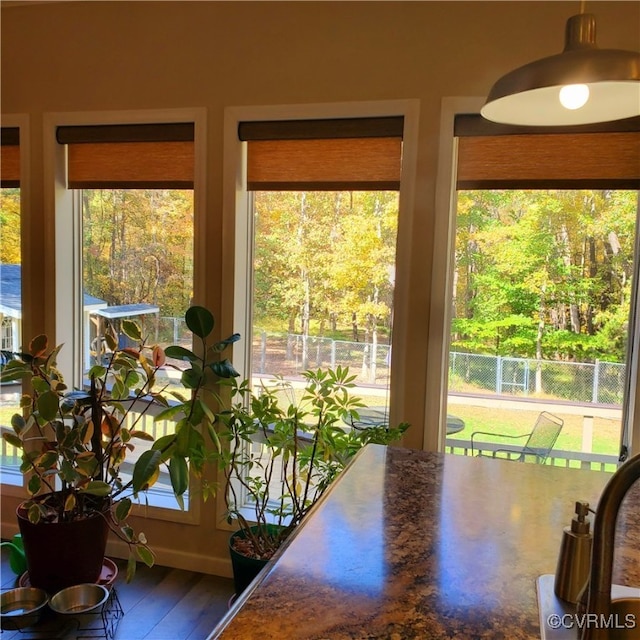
[[445, 404, 620, 455], [253, 319, 391, 343]]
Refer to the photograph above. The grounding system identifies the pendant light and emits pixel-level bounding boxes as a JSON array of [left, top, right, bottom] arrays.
[[481, 9, 640, 126]]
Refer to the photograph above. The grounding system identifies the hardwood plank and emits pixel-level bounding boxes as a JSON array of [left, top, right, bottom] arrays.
[[142, 575, 234, 640], [114, 566, 206, 639], [1, 547, 234, 640]]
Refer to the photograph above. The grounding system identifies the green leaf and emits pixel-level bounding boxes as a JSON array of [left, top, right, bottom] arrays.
[[211, 333, 241, 353], [88, 365, 107, 379], [37, 390, 60, 422], [36, 451, 58, 470], [32, 377, 50, 393], [79, 481, 112, 497], [185, 306, 214, 339], [126, 554, 136, 583], [10, 413, 26, 434], [164, 345, 198, 362], [27, 503, 42, 524], [197, 398, 215, 424], [0, 361, 30, 382], [181, 367, 203, 389], [176, 423, 203, 458], [169, 456, 189, 498], [132, 449, 162, 493], [75, 454, 99, 478], [136, 545, 155, 568], [206, 422, 221, 453], [27, 475, 41, 496], [121, 319, 142, 342], [60, 459, 76, 483], [151, 434, 177, 460], [2, 432, 23, 449], [154, 403, 187, 422], [115, 498, 132, 522], [210, 359, 240, 379], [105, 330, 118, 352]]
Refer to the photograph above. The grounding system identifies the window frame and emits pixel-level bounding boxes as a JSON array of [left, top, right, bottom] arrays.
[[44, 107, 207, 525], [431, 97, 640, 457], [0, 113, 29, 495], [224, 100, 419, 400], [221, 100, 420, 525]]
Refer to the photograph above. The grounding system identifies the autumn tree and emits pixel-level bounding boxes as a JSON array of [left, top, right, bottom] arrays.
[[252, 190, 398, 378], [452, 189, 637, 367], [0, 188, 20, 264], [82, 189, 194, 316]]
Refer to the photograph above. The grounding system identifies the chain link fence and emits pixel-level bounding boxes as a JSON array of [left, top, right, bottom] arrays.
[[448, 352, 625, 405], [252, 331, 391, 386], [144, 315, 193, 347], [147, 321, 625, 406]]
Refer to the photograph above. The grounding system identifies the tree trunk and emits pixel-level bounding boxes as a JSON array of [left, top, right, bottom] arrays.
[[535, 285, 546, 393]]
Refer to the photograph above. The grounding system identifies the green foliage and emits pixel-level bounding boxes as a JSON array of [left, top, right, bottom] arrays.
[[218, 365, 409, 560], [0, 188, 21, 264], [81, 189, 194, 316], [252, 191, 398, 341], [0, 305, 238, 581], [453, 189, 636, 364]]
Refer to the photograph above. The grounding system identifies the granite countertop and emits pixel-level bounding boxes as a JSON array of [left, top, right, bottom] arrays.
[[210, 445, 640, 639]]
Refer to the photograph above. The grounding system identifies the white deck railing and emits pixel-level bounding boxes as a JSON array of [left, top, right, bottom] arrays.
[[445, 438, 620, 472]]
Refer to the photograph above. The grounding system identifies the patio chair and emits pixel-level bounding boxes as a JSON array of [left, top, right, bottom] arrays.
[[470, 411, 564, 464]]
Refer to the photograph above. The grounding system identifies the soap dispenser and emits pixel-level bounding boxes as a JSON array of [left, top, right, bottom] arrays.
[[554, 500, 593, 604]]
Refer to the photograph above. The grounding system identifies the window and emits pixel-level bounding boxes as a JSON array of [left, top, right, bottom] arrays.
[[238, 117, 403, 415], [440, 110, 640, 466], [53, 114, 201, 512], [227, 102, 418, 516], [0, 124, 23, 486]]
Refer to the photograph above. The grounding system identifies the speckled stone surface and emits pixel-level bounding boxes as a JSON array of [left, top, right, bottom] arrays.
[[210, 445, 640, 640]]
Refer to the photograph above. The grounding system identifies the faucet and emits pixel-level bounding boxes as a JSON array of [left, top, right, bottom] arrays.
[[579, 451, 640, 640]]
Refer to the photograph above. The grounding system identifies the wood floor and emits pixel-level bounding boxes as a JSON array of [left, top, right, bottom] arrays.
[[1, 552, 234, 640]]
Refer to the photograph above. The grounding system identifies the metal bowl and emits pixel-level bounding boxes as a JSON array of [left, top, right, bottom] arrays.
[[49, 583, 109, 615], [0, 587, 49, 630]]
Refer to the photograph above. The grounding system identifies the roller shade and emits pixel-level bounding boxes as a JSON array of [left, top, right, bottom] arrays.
[[1, 127, 20, 188], [56, 123, 195, 189], [455, 114, 640, 190], [239, 117, 404, 191]]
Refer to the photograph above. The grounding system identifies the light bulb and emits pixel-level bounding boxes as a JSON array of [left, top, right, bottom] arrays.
[[559, 84, 590, 110]]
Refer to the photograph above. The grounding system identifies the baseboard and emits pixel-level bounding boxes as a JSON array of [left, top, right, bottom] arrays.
[[105, 537, 233, 579]]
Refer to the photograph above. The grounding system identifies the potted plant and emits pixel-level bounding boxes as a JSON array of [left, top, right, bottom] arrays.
[[0, 306, 238, 592], [215, 367, 409, 594]]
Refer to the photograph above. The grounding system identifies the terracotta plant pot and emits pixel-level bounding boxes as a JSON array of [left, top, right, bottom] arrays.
[[17, 495, 110, 594]]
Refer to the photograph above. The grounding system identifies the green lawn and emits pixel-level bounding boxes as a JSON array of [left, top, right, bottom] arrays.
[[445, 405, 620, 455]]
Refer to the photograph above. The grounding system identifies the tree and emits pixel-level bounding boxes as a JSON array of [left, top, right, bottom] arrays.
[[82, 189, 194, 316], [453, 189, 637, 366], [0, 188, 21, 264], [252, 190, 399, 379]]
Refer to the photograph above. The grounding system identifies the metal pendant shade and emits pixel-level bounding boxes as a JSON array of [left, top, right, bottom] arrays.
[[481, 13, 640, 126]]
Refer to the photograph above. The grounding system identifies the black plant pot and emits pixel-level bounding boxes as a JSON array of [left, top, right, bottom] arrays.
[[228, 525, 285, 595], [17, 495, 110, 594]]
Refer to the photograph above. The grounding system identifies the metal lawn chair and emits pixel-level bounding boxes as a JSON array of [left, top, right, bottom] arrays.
[[470, 411, 564, 464]]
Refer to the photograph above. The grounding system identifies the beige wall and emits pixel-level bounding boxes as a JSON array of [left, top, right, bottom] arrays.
[[2, 0, 639, 574]]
